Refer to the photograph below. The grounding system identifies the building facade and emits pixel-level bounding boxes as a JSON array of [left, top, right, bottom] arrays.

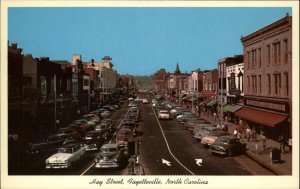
[[239, 14, 292, 139]]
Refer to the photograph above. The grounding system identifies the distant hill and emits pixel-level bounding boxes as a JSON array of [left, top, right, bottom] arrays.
[[134, 75, 154, 90]]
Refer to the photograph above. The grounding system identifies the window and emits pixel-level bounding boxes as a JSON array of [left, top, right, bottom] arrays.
[[284, 39, 288, 64], [247, 76, 250, 92], [273, 42, 281, 64], [267, 44, 271, 65], [258, 48, 261, 67], [67, 79, 71, 92], [258, 75, 262, 93], [254, 75, 257, 93], [285, 73, 289, 96], [251, 49, 257, 68], [274, 73, 281, 95], [247, 51, 250, 69], [267, 74, 271, 94]]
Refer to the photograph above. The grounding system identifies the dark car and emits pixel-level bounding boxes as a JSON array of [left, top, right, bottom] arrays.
[[84, 131, 107, 151], [26, 133, 71, 154], [210, 135, 246, 157], [116, 128, 134, 147]]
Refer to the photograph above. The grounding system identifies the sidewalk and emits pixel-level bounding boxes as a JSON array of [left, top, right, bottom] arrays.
[[198, 112, 292, 175]]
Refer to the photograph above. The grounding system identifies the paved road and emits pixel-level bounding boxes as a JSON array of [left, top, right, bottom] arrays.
[[138, 101, 274, 175], [9, 97, 274, 175]]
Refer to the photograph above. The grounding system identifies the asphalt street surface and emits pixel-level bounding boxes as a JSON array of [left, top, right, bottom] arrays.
[[8, 97, 274, 175]]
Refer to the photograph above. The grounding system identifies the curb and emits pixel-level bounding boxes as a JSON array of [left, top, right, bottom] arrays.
[[245, 150, 285, 175]]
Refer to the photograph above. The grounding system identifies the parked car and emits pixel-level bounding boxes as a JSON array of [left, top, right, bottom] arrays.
[[158, 110, 171, 120], [194, 126, 221, 141], [82, 114, 101, 124], [94, 143, 125, 168], [210, 135, 247, 156], [84, 131, 106, 151], [115, 128, 134, 147], [101, 110, 111, 118], [192, 123, 215, 134], [45, 142, 86, 169], [72, 119, 96, 127], [101, 119, 114, 129], [95, 123, 112, 133], [186, 120, 211, 131], [26, 133, 71, 154], [201, 131, 230, 146], [142, 99, 149, 104]]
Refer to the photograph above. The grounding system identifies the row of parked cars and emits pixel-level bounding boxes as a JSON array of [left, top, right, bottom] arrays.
[[153, 99, 247, 157], [94, 101, 142, 169], [25, 102, 122, 169]]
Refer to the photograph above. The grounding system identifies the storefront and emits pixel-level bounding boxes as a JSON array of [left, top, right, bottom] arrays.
[[235, 97, 290, 140]]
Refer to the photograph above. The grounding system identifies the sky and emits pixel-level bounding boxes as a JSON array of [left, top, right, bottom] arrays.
[[8, 7, 292, 75]]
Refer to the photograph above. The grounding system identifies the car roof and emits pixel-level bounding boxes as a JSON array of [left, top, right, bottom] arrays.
[[61, 143, 79, 148], [102, 143, 118, 148]]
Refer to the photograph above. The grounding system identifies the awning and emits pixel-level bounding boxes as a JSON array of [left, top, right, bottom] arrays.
[[235, 107, 288, 127], [200, 98, 211, 105], [222, 104, 230, 112], [179, 93, 187, 99], [228, 104, 243, 113], [187, 97, 198, 102], [206, 100, 217, 106]]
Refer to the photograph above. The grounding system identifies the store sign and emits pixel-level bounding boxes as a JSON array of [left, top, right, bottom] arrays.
[[245, 98, 289, 114]]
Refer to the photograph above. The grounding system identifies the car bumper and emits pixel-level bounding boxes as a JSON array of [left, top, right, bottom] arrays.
[[95, 162, 119, 168], [209, 149, 226, 155], [46, 163, 69, 169]]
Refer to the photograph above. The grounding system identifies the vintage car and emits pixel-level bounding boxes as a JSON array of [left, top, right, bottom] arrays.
[[142, 99, 149, 104], [194, 126, 221, 141], [72, 119, 96, 127], [210, 135, 247, 156], [94, 143, 124, 168], [84, 131, 107, 151], [45, 143, 86, 169], [201, 131, 230, 146], [101, 119, 114, 128], [122, 116, 136, 127], [57, 127, 84, 141], [95, 122, 112, 133], [115, 128, 134, 147], [26, 133, 71, 154], [82, 114, 101, 124], [192, 123, 215, 134], [101, 110, 111, 118], [158, 110, 171, 120]]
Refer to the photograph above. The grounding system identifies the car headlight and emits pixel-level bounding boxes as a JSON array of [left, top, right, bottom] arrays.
[[64, 160, 68, 163]]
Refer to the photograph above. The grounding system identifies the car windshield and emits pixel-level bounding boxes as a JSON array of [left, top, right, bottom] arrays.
[[217, 138, 230, 144], [58, 148, 72, 153], [101, 147, 117, 153]]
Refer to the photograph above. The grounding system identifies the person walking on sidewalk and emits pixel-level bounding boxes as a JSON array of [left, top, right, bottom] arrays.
[[261, 131, 266, 150], [251, 127, 257, 141], [246, 127, 251, 142], [223, 124, 228, 133], [279, 135, 286, 154]]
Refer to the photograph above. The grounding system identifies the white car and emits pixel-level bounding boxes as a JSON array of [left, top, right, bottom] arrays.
[[142, 99, 149, 104], [45, 143, 85, 169], [158, 110, 171, 120], [101, 110, 111, 118]]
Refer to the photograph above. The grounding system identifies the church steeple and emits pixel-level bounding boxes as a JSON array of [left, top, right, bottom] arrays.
[[175, 62, 181, 74]]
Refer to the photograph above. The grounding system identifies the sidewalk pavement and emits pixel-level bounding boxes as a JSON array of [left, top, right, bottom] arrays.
[[197, 112, 292, 175]]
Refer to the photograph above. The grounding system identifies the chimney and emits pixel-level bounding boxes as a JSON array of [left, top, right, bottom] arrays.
[[12, 43, 17, 49], [17, 48, 23, 55]]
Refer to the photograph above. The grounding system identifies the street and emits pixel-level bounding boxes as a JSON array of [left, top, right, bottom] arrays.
[[9, 97, 274, 176]]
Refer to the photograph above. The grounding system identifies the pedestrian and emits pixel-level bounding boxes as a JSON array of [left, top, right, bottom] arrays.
[[279, 135, 286, 154], [288, 138, 292, 153], [233, 129, 238, 138], [261, 131, 266, 150], [213, 112, 217, 121], [223, 124, 228, 132], [251, 127, 257, 141], [237, 131, 241, 140], [246, 127, 252, 142]]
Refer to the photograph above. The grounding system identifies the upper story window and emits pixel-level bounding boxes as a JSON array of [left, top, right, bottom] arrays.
[[283, 39, 288, 64], [273, 41, 281, 64], [266, 44, 271, 66]]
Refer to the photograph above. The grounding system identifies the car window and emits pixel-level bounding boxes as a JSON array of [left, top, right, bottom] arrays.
[[58, 148, 72, 153]]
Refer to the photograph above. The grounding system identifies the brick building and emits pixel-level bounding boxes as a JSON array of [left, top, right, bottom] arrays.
[[239, 14, 292, 139]]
